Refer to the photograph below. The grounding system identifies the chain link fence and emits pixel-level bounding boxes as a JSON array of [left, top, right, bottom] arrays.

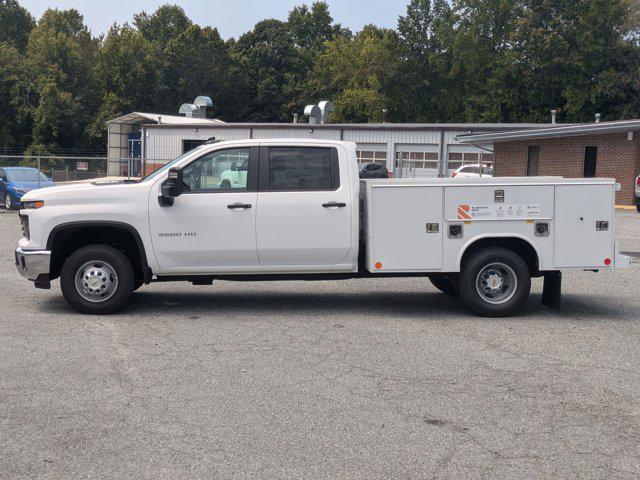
[[0, 155, 169, 212]]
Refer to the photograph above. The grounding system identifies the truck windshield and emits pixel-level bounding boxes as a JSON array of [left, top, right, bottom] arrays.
[[143, 147, 205, 182]]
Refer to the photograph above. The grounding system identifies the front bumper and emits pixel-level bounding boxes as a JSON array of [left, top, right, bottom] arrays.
[[15, 247, 51, 288]]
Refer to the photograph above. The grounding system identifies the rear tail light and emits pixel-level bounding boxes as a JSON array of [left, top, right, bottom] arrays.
[[451, 172, 457, 177], [636, 175, 640, 187]]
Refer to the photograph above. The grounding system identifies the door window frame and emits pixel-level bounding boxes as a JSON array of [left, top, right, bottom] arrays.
[[180, 146, 260, 194], [258, 146, 340, 192]]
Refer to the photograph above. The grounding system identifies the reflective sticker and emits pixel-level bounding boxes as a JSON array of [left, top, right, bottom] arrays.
[[457, 204, 541, 220]]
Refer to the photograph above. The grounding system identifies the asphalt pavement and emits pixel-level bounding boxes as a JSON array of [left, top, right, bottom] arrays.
[[1, 209, 639, 479]]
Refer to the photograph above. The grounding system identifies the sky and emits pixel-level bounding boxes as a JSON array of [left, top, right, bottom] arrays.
[[18, 0, 411, 39]]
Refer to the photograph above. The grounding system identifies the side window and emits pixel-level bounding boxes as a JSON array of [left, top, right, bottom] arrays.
[[182, 148, 250, 192], [268, 147, 338, 191]]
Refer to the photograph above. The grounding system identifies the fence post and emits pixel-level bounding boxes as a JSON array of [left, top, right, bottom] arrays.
[[37, 157, 41, 188]]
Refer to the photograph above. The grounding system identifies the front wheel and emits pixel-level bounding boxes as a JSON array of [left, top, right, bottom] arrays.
[[636, 204, 640, 213], [60, 245, 135, 314], [457, 248, 531, 317]]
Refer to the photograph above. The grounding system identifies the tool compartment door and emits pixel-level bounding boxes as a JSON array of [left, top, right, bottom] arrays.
[[368, 186, 443, 271], [554, 184, 614, 268]]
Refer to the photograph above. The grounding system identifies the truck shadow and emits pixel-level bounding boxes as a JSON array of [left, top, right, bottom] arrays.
[[40, 288, 634, 321]]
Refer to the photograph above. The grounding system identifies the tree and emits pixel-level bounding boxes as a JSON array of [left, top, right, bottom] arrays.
[[313, 26, 400, 122], [134, 4, 192, 46], [18, 8, 98, 152], [162, 25, 234, 118], [0, 0, 35, 50], [88, 24, 162, 142], [0, 44, 22, 147], [231, 19, 299, 121]]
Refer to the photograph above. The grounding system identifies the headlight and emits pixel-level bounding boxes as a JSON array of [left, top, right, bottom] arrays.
[[22, 200, 45, 209], [14, 187, 30, 194]]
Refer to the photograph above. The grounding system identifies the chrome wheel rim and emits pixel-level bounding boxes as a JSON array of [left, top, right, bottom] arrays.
[[74, 260, 118, 303], [5, 195, 10, 209], [475, 262, 517, 305]]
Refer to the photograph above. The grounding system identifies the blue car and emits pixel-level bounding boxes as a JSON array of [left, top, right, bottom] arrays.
[[0, 167, 56, 210]]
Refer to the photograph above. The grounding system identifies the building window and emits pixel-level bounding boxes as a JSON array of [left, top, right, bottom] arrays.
[[357, 149, 387, 166], [395, 151, 438, 169], [447, 152, 463, 170], [183, 139, 206, 153], [527, 146, 540, 176], [584, 146, 597, 178]]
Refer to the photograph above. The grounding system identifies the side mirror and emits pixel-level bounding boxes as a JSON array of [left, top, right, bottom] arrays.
[[158, 168, 184, 207]]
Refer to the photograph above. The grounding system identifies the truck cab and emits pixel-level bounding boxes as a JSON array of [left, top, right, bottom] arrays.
[[15, 139, 631, 316]]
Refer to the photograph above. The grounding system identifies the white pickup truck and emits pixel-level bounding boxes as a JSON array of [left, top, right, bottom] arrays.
[[15, 139, 631, 316]]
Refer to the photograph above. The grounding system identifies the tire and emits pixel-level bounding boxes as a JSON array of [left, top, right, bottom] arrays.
[[60, 245, 135, 314], [456, 247, 531, 317], [636, 204, 640, 213], [133, 281, 144, 291], [429, 274, 457, 297]]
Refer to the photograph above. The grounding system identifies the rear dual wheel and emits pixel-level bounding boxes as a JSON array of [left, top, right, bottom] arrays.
[[456, 248, 531, 317]]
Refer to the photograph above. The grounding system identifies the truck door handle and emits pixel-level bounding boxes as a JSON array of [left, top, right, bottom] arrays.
[[227, 203, 252, 210], [322, 202, 346, 208]]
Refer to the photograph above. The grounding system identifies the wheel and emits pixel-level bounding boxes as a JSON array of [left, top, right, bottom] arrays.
[[5, 193, 14, 210], [220, 179, 232, 189], [429, 274, 457, 297], [456, 248, 531, 317], [60, 245, 135, 314], [636, 204, 640, 213]]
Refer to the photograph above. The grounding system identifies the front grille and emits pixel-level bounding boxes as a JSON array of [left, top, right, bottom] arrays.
[[19, 214, 29, 240]]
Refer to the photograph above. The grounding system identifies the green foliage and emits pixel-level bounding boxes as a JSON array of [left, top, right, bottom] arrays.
[[1, 0, 640, 153], [0, 0, 35, 50]]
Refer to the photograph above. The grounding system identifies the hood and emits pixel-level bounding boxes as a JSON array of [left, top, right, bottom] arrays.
[[10, 181, 56, 191], [19, 180, 148, 208]]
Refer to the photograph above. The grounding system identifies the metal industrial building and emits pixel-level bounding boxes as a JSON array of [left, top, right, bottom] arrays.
[[106, 111, 548, 178]]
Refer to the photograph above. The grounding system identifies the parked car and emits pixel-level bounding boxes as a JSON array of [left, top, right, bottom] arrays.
[[0, 167, 55, 210], [452, 164, 494, 178], [635, 173, 640, 212], [359, 162, 388, 178], [219, 160, 249, 189]]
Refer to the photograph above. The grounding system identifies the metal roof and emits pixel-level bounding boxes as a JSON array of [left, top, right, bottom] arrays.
[[140, 121, 552, 131], [457, 119, 640, 143], [107, 112, 225, 126]]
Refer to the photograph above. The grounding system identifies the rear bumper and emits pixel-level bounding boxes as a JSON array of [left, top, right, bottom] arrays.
[[15, 247, 51, 286]]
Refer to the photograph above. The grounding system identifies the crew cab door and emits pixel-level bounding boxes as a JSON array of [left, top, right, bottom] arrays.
[[256, 145, 353, 268], [148, 147, 259, 272]]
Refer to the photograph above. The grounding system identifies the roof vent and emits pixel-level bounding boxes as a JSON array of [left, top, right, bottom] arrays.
[[179, 103, 198, 117], [179, 96, 213, 118], [304, 104, 321, 124], [318, 100, 334, 124], [194, 96, 213, 119]]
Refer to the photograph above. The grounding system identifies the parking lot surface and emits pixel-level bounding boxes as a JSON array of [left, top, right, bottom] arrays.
[[1, 210, 639, 479]]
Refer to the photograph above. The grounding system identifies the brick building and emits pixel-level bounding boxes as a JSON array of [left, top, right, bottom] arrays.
[[458, 120, 640, 205]]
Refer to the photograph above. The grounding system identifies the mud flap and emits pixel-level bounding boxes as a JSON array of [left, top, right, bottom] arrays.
[[542, 271, 561, 310]]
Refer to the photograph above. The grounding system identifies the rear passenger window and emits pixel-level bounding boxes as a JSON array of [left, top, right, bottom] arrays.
[[268, 147, 338, 191]]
